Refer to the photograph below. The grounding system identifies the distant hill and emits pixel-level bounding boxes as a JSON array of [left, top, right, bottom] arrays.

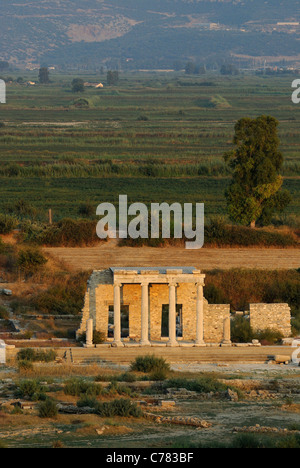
[[1, 0, 300, 69]]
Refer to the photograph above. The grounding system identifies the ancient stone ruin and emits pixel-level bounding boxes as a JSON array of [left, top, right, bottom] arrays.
[[77, 267, 291, 347]]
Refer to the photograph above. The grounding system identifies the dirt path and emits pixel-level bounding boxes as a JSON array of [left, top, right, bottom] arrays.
[[44, 244, 300, 271]]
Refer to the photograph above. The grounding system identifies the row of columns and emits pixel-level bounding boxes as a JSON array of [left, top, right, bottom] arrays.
[[112, 281, 205, 347]]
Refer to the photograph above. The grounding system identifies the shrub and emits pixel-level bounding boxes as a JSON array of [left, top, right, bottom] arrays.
[[253, 328, 284, 345], [38, 399, 58, 418], [95, 398, 143, 418], [108, 382, 134, 397], [52, 441, 65, 449], [95, 373, 116, 382], [231, 316, 254, 343], [204, 219, 296, 247], [165, 375, 227, 394], [130, 355, 170, 373], [0, 306, 9, 320], [150, 368, 169, 381], [204, 284, 227, 304], [17, 348, 36, 362], [277, 435, 300, 449], [17, 247, 48, 275], [35, 350, 57, 363], [0, 214, 18, 234], [93, 330, 106, 345], [119, 372, 136, 383], [30, 272, 88, 315], [64, 378, 103, 397], [17, 348, 57, 363], [77, 396, 99, 409], [18, 360, 34, 372], [39, 218, 99, 247], [16, 379, 42, 398], [78, 330, 105, 345]]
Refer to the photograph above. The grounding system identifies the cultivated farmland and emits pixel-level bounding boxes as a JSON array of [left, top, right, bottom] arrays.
[[0, 72, 300, 222]]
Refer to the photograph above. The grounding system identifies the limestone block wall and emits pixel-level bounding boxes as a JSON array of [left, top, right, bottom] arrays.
[[77, 269, 113, 338], [77, 290, 90, 337], [204, 304, 230, 343], [149, 284, 169, 340], [123, 284, 142, 341], [95, 284, 113, 338], [250, 304, 291, 337], [177, 283, 196, 341]]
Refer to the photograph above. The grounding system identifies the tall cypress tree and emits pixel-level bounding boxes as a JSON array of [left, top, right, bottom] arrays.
[[224, 115, 291, 227]]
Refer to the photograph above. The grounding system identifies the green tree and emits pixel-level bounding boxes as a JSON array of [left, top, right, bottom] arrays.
[[220, 64, 239, 75], [38, 67, 50, 84], [224, 116, 291, 227], [107, 70, 119, 86], [72, 78, 85, 93]]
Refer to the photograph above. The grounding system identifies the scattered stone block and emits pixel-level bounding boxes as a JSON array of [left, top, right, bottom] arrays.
[[274, 355, 291, 364], [160, 400, 176, 408], [226, 388, 239, 402]]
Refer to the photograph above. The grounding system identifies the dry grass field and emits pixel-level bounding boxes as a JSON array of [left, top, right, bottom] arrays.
[[44, 243, 300, 271]]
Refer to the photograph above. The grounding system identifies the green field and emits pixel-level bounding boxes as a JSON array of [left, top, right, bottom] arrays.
[[0, 72, 299, 221]]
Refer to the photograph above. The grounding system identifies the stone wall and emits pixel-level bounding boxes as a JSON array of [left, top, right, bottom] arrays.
[[250, 303, 291, 337], [123, 284, 141, 341], [204, 304, 231, 343], [149, 284, 169, 341]]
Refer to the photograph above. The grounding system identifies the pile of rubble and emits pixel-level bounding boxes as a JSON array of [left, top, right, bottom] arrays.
[[145, 412, 212, 428], [233, 424, 295, 434]]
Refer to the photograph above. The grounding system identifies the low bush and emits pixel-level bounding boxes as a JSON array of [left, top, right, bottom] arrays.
[[77, 396, 99, 409], [108, 382, 135, 397], [16, 379, 43, 398], [30, 272, 89, 315], [78, 330, 105, 345], [254, 328, 284, 345], [64, 378, 103, 397], [150, 368, 169, 381], [231, 316, 254, 343], [0, 214, 18, 234], [17, 348, 36, 362], [17, 247, 48, 275], [165, 375, 227, 394], [95, 373, 116, 382], [0, 306, 9, 320], [95, 398, 143, 418], [38, 399, 58, 419], [40, 218, 99, 247], [130, 355, 170, 374], [205, 219, 296, 247], [17, 348, 57, 363], [119, 372, 136, 383], [17, 360, 34, 372]]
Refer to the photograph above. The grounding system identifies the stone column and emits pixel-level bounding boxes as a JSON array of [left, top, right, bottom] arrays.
[[195, 282, 205, 346], [85, 318, 94, 348], [167, 282, 178, 347], [222, 317, 232, 346], [113, 283, 123, 347], [140, 282, 151, 346]]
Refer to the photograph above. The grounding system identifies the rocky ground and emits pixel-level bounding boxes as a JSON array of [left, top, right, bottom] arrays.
[[0, 361, 299, 448]]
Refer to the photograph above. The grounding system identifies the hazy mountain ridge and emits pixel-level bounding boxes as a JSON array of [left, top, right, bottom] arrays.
[[1, 0, 300, 68]]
